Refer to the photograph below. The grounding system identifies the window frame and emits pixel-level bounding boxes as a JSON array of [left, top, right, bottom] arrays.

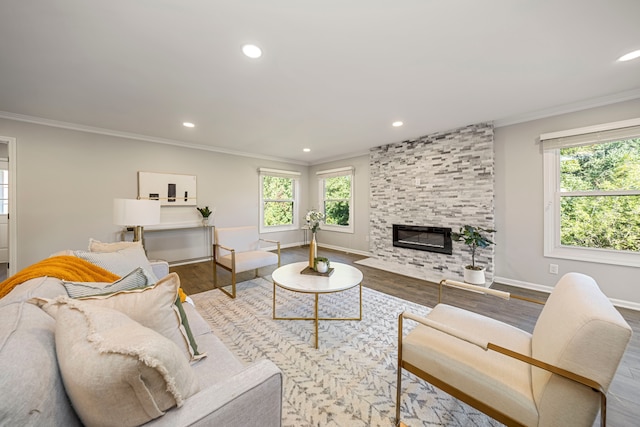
[[542, 118, 640, 267], [317, 166, 354, 234], [259, 168, 300, 233]]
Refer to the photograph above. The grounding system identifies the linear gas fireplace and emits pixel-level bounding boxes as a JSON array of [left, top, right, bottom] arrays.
[[393, 224, 452, 255]]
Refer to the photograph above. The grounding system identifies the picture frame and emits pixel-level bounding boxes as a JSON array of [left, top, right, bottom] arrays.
[[138, 171, 197, 206]]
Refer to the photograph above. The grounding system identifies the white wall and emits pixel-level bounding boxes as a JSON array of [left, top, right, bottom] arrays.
[[308, 154, 370, 255], [3, 96, 640, 307], [494, 98, 640, 307], [0, 118, 309, 268]]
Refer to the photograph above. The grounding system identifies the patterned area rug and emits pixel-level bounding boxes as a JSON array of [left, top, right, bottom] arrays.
[[191, 277, 500, 427]]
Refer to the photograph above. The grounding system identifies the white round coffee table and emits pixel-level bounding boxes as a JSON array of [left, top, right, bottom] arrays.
[[272, 261, 363, 348]]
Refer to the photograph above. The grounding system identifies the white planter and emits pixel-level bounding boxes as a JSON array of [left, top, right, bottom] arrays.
[[463, 267, 486, 286], [315, 261, 329, 273]]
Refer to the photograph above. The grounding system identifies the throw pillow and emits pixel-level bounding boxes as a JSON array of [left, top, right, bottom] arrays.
[[72, 273, 202, 361], [62, 267, 149, 298], [34, 298, 199, 426], [0, 301, 83, 425], [174, 296, 201, 356], [74, 245, 158, 283], [88, 238, 142, 253]]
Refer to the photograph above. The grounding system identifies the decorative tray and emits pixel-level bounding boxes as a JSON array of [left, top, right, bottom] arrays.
[[300, 266, 335, 276]]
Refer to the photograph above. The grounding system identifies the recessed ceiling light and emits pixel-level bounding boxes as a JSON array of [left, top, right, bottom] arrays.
[[183, 122, 195, 128], [242, 44, 262, 59], [617, 49, 640, 62], [303, 148, 311, 152], [392, 121, 404, 127]]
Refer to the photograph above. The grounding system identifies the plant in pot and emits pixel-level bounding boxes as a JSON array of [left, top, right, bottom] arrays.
[[196, 206, 214, 226], [451, 225, 496, 286], [314, 256, 330, 273]]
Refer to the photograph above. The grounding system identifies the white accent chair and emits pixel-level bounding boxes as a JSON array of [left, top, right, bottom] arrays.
[[396, 273, 632, 427], [213, 226, 281, 298]]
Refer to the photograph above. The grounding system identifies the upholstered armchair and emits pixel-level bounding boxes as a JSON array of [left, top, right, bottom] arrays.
[[213, 226, 280, 298], [396, 273, 632, 427]]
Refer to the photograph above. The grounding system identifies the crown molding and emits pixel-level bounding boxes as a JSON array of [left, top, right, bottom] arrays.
[[0, 110, 309, 166], [494, 88, 640, 128]]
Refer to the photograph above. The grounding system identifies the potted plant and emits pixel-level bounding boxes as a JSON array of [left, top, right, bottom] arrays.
[[451, 225, 496, 285], [196, 206, 214, 225], [314, 256, 330, 273]]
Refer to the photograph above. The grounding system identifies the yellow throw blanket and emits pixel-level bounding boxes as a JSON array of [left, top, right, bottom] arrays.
[[0, 255, 120, 299]]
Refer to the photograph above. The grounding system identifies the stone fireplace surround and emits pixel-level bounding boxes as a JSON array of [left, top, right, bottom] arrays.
[[368, 122, 495, 284]]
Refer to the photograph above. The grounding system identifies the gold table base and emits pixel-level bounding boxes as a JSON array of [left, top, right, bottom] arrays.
[[272, 281, 362, 349]]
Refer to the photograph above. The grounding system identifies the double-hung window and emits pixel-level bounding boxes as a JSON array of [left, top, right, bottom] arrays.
[[259, 168, 300, 233], [317, 167, 354, 233], [542, 118, 640, 267]]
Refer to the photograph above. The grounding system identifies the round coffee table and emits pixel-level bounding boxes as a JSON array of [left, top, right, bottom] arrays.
[[272, 261, 363, 348]]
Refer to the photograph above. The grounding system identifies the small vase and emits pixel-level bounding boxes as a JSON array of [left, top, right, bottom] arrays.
[[316, 261, 328, 273], [309, 233, 317, 268], [202, 217, 210, 226]]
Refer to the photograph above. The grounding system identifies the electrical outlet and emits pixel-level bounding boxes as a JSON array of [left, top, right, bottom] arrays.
[[549, 264, 559, 274]]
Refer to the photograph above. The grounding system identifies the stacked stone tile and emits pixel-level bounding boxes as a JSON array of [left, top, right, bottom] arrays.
[[369, 122, 495, 283]]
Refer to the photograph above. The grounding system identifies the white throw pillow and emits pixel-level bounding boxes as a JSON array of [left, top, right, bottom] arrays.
[[88, 238, 142, 253], [70, 273, 203, 362], [34, 297, 199, 427], [62, 267, 150, 298], [74, 245, 158, 283]]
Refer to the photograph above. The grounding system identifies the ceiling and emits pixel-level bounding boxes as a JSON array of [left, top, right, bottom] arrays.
[[1, 1, 640, 165]]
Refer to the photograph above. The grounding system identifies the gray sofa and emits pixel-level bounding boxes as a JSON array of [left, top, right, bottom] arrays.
[[0, 258, 283, 426]]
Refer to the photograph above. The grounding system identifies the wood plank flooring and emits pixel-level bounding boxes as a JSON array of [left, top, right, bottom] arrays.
[[171, 246, 640, 427]]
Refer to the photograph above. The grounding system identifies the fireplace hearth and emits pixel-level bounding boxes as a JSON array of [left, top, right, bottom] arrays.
[[393, 224, 452, 255]]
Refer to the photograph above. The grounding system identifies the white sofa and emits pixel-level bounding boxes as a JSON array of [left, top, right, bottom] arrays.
[[0, 249, 283, 426]]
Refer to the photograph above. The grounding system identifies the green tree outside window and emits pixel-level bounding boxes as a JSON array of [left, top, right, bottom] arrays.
[[559, 138, 640, 252], [323, 175, 351, 226], [262, 175, 294, 227]]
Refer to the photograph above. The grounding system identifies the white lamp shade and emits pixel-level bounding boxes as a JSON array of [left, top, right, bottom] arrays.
[[113, 199, 161, 226]]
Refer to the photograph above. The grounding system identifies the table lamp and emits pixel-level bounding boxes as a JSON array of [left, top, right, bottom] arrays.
[[113, 198, 161, 247]]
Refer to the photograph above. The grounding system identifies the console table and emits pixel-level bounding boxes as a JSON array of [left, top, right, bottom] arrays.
[[121, 222, 214, 265]]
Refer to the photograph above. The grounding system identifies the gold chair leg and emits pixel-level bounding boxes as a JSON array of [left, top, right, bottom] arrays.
[[212, 259, 217, 288], [216, 250, 237, 299], [218, 267, 236, 298], [396, 312, 404, 426], [231, 267, 236, 298]]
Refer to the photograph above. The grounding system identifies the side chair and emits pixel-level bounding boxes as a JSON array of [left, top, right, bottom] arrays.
[[396, 272, 632, 427], [213, 226, 280, 298]]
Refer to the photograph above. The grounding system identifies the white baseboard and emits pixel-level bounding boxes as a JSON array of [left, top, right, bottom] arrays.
[[492, 276, 554, 294], [494, 275, 640, 312], [168, 257, 211, 267], [316, 242, 371, 257]]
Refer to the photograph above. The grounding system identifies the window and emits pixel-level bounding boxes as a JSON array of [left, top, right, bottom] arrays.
[[259, 168, 300, 233], [317, 167, 354, 233], [542, 118, 640, 267], [0, 167, 7, 214]]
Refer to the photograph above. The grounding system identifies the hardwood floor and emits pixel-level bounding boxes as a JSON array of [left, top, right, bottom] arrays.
[[171, 246, 640, 427]]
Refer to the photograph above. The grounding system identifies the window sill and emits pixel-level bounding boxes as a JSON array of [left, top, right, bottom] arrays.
[[544, 245, 640, 268], [321, 225, 354, 234], [259, 224, 299, 234]]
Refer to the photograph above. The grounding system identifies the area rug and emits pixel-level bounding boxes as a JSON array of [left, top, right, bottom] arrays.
[[191, 277, 500, 427]]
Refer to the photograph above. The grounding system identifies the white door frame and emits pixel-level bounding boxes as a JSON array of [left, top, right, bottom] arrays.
[[0, 136, 17, 275]]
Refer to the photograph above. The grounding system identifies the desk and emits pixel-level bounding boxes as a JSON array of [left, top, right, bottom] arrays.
[[121, 223, 214, 264]]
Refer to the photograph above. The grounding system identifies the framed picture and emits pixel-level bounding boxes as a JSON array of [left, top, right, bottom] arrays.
[[138, 172, 197, 206]]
